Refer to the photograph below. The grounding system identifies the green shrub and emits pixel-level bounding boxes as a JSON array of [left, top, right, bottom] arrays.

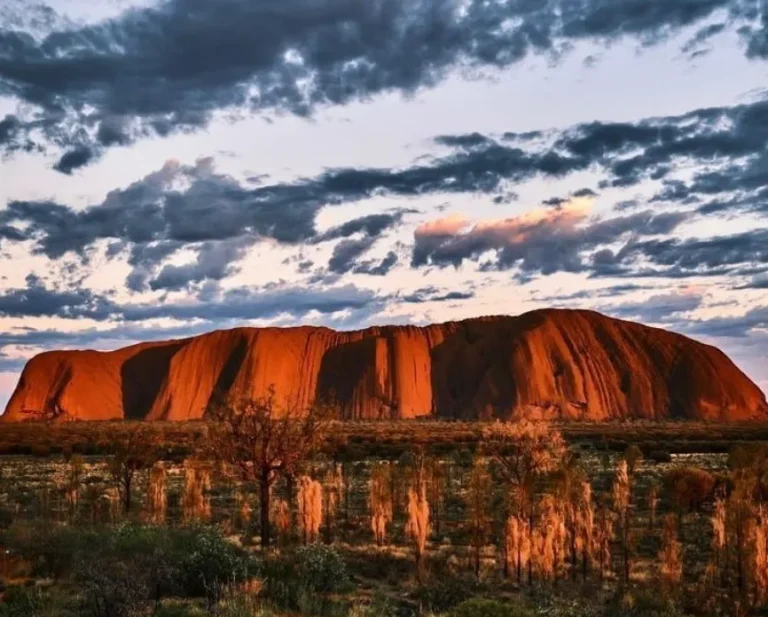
[[0, 585, 77, 617], [4, 521, 97, 578], [411, 576, 483, 613], [294, 544, 349, 593], [176, 526, 250, 607], [261, 545, 350, 614], [74, 554, 152, 617], [450, 598, 533, 617]]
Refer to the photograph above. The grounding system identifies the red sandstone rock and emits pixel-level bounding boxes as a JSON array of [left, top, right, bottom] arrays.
[[2, 309, 766, 422]]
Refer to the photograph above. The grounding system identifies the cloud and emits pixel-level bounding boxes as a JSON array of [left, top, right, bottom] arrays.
[[591, 228, 768, 279], [315, 211, 408, 242], [148, 238, 252, 291], [351, 251, 398, 276], [53, 145, 94, 174], [411, 196, 687, 278], [603, 290, 704, 323], [328, 237, 377, 274], [3, 95, 768, 289], [401, 286, 474, 303], [680, 305, 768, 338], [0, 273, 116, 320], [1, 0, 764, 169]]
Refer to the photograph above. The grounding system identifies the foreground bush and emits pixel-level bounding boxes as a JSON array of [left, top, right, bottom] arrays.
[[261, 544, 350, 613], [450, 598, 534, 617], [3, 522, 252, 613], [411, 576, 485, 613]]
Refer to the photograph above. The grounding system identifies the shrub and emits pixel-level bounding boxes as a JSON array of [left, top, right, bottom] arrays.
[[647, 451, 672, 464], [411, 576, 484, 613], [450, 598, 534, 617], [261, 544, 349, 612], [608, 590, 683, 617], [664, 467, 716, 512], [0, 585, 78, 617], [176, 526, 250, 607], [74, 553, 152, 617], [4, 521, 97, 578], [294, 544, 349, 593]]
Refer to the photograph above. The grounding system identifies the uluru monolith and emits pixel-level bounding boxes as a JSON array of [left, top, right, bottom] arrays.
[[2, 309, 766, 422]]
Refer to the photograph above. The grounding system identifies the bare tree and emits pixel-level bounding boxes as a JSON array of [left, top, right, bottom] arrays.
[[202, 387, 334, 548], [106, 423, 159, 513]]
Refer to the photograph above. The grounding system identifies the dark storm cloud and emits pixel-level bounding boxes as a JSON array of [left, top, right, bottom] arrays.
[[1, 0, 764, 169]]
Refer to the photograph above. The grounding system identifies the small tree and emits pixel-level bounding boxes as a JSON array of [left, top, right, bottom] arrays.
[[202, 387, 333, 548], [658, 514, 683, 592], [466, 457, 492, 579], [753, 509, 768, 605], [594, 497, 614, 581], [647, 482, 660, 530], [106, 423, 159, 513], [483, 420, 566, 584], [504, 513, 530, 584], [65, 455, 85, 522], [613, 458, 632, 584], [576, 480, 595, 580]]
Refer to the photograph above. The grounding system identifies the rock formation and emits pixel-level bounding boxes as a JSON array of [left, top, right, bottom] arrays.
[[2, 309, 766, 422]]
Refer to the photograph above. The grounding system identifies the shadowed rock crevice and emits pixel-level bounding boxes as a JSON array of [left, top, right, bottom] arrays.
[[2, 309, 767, 423], [204, 335, 249, 416], [121, 343, 185, 420]]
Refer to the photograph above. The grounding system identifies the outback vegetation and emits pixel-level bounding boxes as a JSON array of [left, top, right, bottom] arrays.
[[0, 394, 766, 616]]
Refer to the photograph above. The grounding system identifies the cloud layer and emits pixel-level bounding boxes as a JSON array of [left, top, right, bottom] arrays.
[[1, 0, 766, 170]]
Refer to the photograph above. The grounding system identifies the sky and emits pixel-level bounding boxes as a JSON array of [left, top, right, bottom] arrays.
[[1, 0, 767, 411]]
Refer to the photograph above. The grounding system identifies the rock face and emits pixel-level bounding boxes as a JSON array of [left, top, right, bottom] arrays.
[[3, 309, 767, 422]]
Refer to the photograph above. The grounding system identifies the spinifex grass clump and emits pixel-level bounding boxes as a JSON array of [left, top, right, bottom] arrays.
[[297, 475, 323, 544], [271, 496, 292, 545], [369, 462, 393, 546], [182, 460, 211, 523], [145, 461, 167, 525], [405, 456, 430, 582], [659, 513, 683, 592]]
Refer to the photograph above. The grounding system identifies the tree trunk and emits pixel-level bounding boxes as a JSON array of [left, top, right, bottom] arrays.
[[260, 470, 271, 549], [528, 506, 534, 585], [416, 550, 425, 584], [124, 475, 132, 513]]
